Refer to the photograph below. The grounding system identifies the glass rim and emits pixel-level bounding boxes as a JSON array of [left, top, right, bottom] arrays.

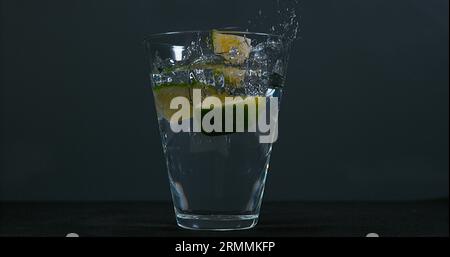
[[144, 30, 282, 44]]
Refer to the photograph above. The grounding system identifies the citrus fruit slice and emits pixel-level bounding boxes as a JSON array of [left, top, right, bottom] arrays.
[[215, 66, 245, 87], [152, 83, 192, 121], [162, 64, 245, 87], [153, 82, 262, 134], [211, 30, 252, 64]]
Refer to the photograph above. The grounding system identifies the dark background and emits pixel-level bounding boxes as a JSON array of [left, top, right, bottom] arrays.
[[1, 0, 448, 202]]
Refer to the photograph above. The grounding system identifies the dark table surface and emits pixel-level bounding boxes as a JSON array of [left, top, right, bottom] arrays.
[[0, 200, 448, 237]]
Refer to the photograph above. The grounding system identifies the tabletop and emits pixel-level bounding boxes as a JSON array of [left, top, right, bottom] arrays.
[[0, 200, 448, 237]]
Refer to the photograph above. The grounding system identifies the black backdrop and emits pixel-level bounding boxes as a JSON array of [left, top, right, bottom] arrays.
[[1, 0, 448, 201]]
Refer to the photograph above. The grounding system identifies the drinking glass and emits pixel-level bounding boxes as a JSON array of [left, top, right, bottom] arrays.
[[145, 31, 289, 230]]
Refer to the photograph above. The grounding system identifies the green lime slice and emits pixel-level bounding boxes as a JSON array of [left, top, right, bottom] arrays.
[[211, 30, 252, 64], [161, 64, 245, 88], [152, 83, 261, 135]]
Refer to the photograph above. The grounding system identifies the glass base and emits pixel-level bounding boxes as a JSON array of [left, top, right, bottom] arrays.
[[176, 213, 259, 231]]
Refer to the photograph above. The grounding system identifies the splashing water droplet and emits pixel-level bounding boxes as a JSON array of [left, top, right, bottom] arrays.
[[247, 0, 300, 48]]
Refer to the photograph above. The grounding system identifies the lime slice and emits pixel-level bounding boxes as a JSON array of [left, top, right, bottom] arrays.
[[199, 65, 245, 87], [199, 95, 260, 136], [215, 66, 245, 87], [152, 83, 192, 121], [153, 83, 261, 134], [153, 82, 224, 120], [211, 30, 252, 64], [162, 64, 245, 87]]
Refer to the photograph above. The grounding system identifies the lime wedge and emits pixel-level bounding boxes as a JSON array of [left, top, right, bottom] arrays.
[[153, 83, 261, 135], [200, 95, 260, 136], [162, 64, 245, 87], [211, 30, 252, 64], [200, 65, 245, 87], [215, 66, 245, 87], [153, 82, 225, 120], [152, 83, 192, 121]]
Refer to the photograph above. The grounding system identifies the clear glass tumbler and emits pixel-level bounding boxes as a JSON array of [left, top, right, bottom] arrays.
[[145, 31, 290, 230]]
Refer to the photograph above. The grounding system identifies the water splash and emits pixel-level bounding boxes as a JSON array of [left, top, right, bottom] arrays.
[[150, 1, 300, 95], [248, 0, 300, 47], [273, 0, 300, 45]]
